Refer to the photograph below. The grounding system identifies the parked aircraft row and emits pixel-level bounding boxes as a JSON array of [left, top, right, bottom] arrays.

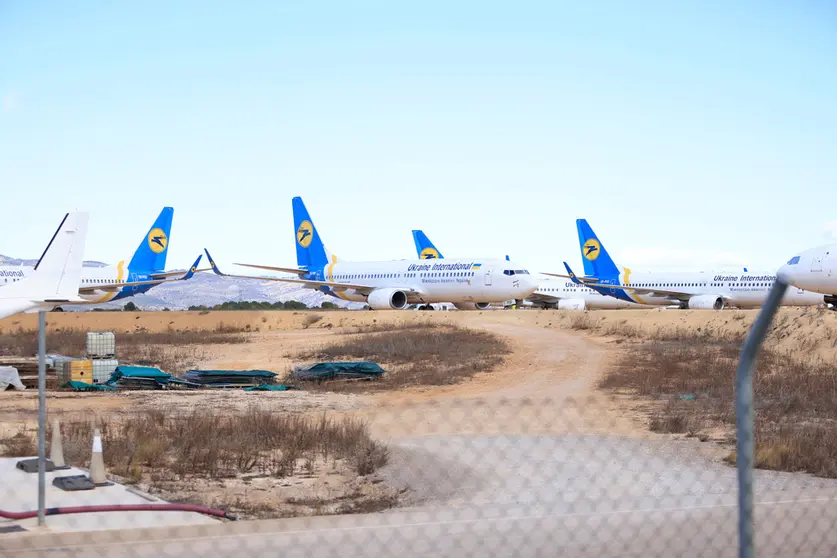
[[0, 209, 201, 320], [204, 196, 837, 313], [3, 199, 837, 320]]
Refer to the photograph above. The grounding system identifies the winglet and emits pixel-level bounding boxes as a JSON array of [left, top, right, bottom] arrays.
[[505, 255, 510, 261], [182, 255, 203, 280], [563, 262, 582, 285], [204, 249, 225, 276]]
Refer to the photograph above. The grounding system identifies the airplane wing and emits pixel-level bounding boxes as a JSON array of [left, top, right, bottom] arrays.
[[578, 281, 693, 300], [556, 261, 699, 302], [151, 268, 211, 279], [223, 273, 379, 294], [540, 272, 598, 284], [526, 292, 561, 303], [79, 254, 204, 294], [78, 279, 168, 294], [205, 249, 385, 295], [233, 263, 308, 276]]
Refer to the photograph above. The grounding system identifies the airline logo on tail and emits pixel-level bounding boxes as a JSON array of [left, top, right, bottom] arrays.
[[297, 220, 314, 248], [420, 247, 440, 259], [583, 239, 600, 261], [147, 228, 168, 254]]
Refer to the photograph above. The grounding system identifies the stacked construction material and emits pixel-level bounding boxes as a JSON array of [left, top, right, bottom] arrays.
[[86, 332, 118, 384], [57, 359, 94, 385], [181, 369, 277, 388], [290, 361, 387, 382], [0, 357, 60, 390], [106, 366, 201, 390]]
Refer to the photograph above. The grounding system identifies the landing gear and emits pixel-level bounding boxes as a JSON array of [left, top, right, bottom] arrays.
[[51, 307, 64, 312], [418, 304, 434, 311], [825, 295, 837, 310]]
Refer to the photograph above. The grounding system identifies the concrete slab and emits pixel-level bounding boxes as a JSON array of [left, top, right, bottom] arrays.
[[0, 457, 218, 533]]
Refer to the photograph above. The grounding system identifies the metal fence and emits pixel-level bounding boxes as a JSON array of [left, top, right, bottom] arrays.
[[3, 277, 837, 558]]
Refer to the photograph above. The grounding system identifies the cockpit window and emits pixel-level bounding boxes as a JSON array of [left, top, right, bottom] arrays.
[[787, 256, 800, 265], [504, 270, 514, 275], [515, 270, 530, 275]]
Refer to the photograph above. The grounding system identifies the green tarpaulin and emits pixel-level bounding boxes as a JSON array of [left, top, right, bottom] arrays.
[[106, 366, 180, 389], [291, 361, 386, 381], [243, 384, 302, 392], [186, 370, 276, 378], [62, 381, 116, 391], [111, 366, 171, 378]]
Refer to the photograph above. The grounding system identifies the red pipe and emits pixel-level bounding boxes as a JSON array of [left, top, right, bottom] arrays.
[[0, 504, 237, 521]]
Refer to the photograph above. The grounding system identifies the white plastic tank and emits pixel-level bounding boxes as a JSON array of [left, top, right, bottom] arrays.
[[91, 359, 118, 384], [86, 332, 116, 358]]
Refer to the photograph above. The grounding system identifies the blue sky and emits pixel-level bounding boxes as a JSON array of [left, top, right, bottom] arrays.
[[1, 1, 835, 273]]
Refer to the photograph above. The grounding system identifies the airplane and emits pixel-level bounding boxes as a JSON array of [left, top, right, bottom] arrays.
[[548, 219, 825, 310], [411, 229, 643, 310], [777, 243, 837, 308], [202, 196, 539, 310], [0, 207, 205, 308], [0, 212, 89, 320]]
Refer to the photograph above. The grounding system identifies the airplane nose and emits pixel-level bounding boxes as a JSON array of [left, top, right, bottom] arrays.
[[520, 274, 538, 293]]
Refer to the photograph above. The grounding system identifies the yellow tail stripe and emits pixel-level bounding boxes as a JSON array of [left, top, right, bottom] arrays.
[[93, 260, 126, 304]]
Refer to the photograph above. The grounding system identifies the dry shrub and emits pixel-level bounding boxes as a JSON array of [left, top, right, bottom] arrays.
[[296, 323, 511, 390], [303, 314, 323, 329], [602, 328, 837, 479], [57, 407, 387, 480], [0, 326, 248, 358], [0, 427, 37, 457], [567, 314, 597, 331]]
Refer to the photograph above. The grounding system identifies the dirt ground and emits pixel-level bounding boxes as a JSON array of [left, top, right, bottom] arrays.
[[4, 306, 836, 432], [2, 306, 835, 517]]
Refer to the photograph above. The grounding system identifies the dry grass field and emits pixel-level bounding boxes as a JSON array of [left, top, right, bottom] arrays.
[[3, 306, 837, 517]]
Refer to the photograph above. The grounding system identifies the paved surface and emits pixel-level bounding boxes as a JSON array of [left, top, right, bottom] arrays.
[[4, 435, 837, 557], [0, 457, 217, 534]]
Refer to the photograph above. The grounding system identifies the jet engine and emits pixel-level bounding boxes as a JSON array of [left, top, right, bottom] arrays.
[[453, 302, 491, 310], [686, 294, 725, 310], [366, 288, 409, 310], [557, 299, 586, 310]]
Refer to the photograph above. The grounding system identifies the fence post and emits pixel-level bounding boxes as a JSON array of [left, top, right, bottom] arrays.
[[735, 277, 789, 558], [37, 310, 46, 527]]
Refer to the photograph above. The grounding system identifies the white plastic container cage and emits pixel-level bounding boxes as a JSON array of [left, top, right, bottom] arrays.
[[91, 359, 118, 384], [86, 332, 116, 358]]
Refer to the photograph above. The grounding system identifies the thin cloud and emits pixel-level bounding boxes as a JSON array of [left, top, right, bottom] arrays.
[[2, 90, 20, 113]]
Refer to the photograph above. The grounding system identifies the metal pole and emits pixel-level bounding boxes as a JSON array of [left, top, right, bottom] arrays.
[[37, 310, 46, 527], [735, 277, 788, 558]]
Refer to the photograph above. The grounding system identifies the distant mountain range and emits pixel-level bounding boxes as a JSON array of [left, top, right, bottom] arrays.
[[0, 254, 360, 311]]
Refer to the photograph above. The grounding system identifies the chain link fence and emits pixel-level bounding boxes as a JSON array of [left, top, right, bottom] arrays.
[[3, 281, 837, 557]]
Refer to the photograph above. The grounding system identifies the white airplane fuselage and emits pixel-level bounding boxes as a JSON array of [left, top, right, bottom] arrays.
[[310, 258, 538, 306], [779, 244, 837, 301], [526, 275, 643, 309], [0, 261, 142, 304], [600, 268, 824, 308]]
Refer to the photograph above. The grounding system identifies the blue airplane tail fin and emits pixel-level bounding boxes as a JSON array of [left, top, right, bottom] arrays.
[[128, 207, 173, 273], [576, 218, 620, 279], [293, 197, 330, 271], [412, 230, 443, 259]]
